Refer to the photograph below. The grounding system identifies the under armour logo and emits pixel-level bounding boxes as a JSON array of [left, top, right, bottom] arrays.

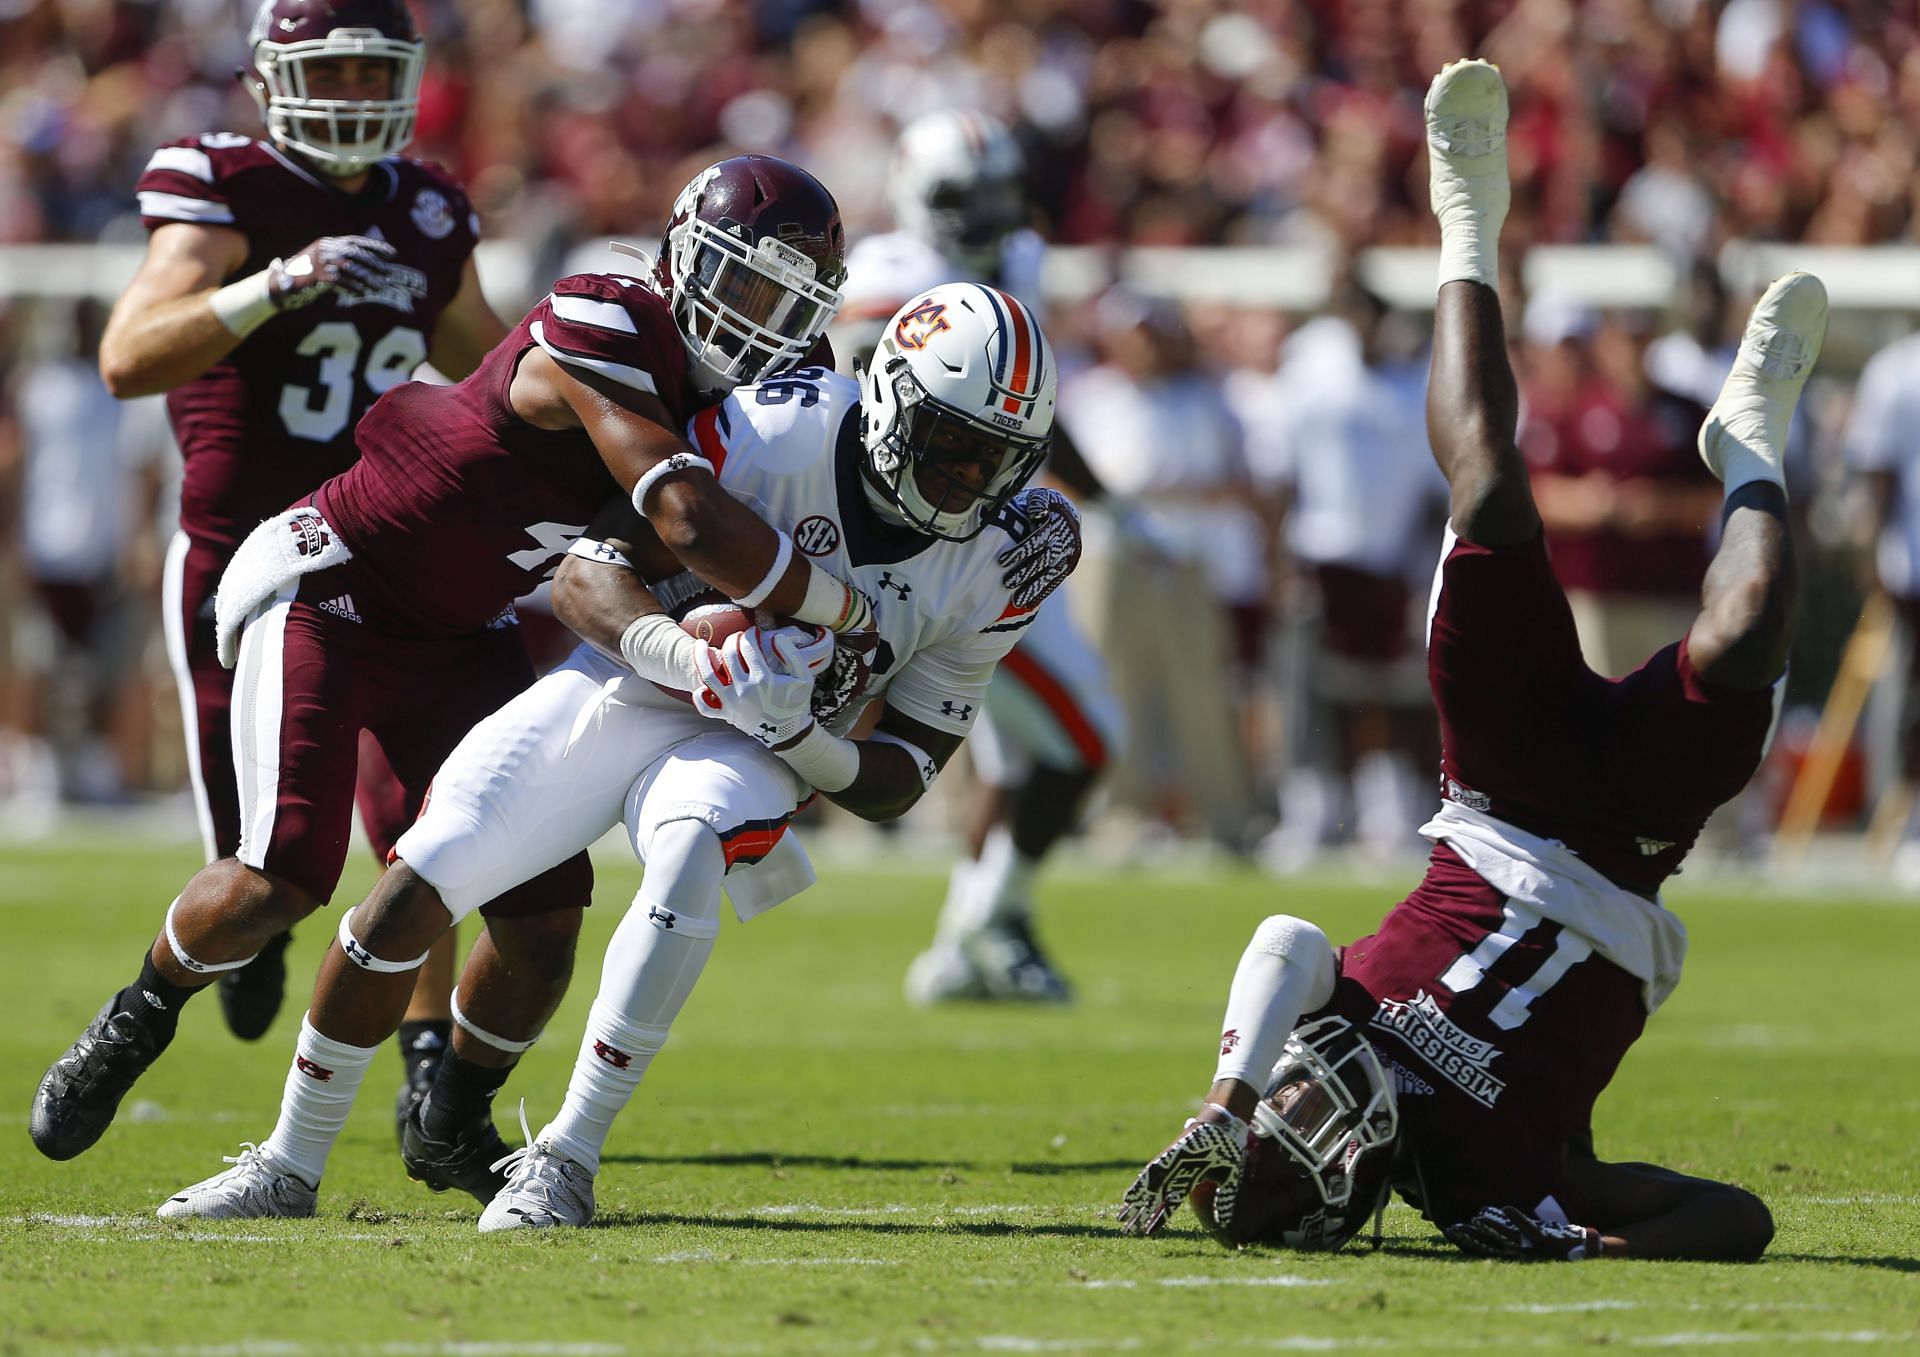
[[647, 905, 678, 930], [757, 722, 779, 739], [342, 935, 373, 967], [940, 701, 973, 720], [592, 1040, 632, 1070], [876, 572, 912, 600]]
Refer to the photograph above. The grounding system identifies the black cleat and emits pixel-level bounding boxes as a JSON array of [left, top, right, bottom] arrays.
[[31, 1002, 161, 1160], [217, 930, 292, 1042], [392, 1031, 447, 1146], [400, 1101, 511, 1205]]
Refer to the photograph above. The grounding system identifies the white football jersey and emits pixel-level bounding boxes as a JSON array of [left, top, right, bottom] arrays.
[[678, 366, 1044, 738]]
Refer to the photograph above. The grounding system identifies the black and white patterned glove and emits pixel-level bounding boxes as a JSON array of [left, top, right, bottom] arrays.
[[1445, 1205, 1604, 1261], [1116, 1109, 1250, 1238], [997, 487, 1082, 611], [267, 235, 401, 310]]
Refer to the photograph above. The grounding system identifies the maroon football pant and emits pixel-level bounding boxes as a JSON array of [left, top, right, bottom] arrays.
[[1317, 844, 1645, 1229], [225, 581, 590, 916]]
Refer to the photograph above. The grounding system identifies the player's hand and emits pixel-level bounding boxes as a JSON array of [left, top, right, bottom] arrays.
[[1116, 1108, 1250, 1238], [1444, 1205, 1604, 1261], [998, 487, 1082, 612], [692, 626, 825, 749], [267, 235, 401, 311]]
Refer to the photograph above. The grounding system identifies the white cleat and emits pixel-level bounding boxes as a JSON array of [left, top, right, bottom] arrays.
[[477, 1106, 594, 1232], [1699, 271, 1828, 483], [904, 943, 986, 1006], [1425, 58, 1510, 240], [157, 1143, 316, 1220]]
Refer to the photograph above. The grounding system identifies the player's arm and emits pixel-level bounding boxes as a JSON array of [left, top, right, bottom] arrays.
[[98, 222, 250, 397], [100, 223, 402, 399], [427, 256, 509, 381], [516, 350, 870, 635]]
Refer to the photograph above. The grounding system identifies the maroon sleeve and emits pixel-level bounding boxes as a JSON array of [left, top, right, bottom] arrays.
[[135, 135, 248, 232], [525, 274, 692, 420]]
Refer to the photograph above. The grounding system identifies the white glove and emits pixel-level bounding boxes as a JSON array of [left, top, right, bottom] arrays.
[[692, 625, 834, 748]]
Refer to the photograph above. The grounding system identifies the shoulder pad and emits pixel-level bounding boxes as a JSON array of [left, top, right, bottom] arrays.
[[528, 274, 685, 400]]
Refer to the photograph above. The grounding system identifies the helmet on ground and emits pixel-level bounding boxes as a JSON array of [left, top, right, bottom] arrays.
[[1197, 1016, 1400, 1252], [653, 155, 847, 392], [889, 109, 1027, 276], [860, 282, 1054, 542], [243, 0, 424, 175]]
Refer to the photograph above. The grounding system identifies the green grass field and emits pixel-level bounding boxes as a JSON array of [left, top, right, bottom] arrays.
[[4, 836, 1918, 1355]]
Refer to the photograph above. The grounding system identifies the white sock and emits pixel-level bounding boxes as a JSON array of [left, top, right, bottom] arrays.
[[1212, 916, 1337, 1090], [259, 1013, 377, 1187], [930, 856, 978, 947], [541, 819, 724, 1174], [952, 824, 1037, 932]]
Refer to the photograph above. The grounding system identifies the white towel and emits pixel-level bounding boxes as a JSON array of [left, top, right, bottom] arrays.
[[215, 507, 353, 667]]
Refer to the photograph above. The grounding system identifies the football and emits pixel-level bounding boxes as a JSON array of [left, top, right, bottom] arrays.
[[651, 598, 877, 724]]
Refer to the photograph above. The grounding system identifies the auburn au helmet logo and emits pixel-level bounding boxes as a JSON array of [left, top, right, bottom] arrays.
[[894, 301, 951, 350]]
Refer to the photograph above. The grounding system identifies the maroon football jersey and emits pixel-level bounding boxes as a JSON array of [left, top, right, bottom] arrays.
[[310, 273, 704, 636], [137, 134, 479, 547], [1319, 844, 1647, 1229]]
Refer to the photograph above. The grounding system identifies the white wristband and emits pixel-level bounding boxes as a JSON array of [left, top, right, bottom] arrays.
[[866, 732, 938, 792], [619, 612, 700, 690], [731, 529, 793, 609], [209, 269, 278, 337], [772, 723, 861, 792], [792, 563, 873, 633], [630, 452, 716, 516]]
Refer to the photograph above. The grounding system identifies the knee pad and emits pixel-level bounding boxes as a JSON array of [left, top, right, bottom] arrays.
[[636, 817, 726, 929]]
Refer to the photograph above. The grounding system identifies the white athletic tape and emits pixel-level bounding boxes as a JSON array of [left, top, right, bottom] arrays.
[[163, 896, 259, 975], [450, 993, 539, 1055], [335, 910, 432, 974]]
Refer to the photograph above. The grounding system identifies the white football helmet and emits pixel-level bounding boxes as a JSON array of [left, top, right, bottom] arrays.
[[889, 110, 1027, 276], [861, 282, 1055, 542], [244, 0, 425, 177]]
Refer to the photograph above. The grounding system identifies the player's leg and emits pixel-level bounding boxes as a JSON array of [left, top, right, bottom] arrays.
[[158, 532, 300, 1041], [157, 648, 632, 1216], [1686, 273, 1827, 691], [1423, 60, 1538, 550], [355, 731, 457, 1134], [1563, 1145, 1774, 1261], [31, 598, 353, 1164]]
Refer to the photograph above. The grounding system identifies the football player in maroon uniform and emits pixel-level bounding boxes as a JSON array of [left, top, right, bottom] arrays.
[[30, 154, 873, 1182], [1116, 61, 1815, 1262], [101, 0, 508, 1113]]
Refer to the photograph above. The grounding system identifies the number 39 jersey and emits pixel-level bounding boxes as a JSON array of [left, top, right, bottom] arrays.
[[136, 133, 480, 548], [684, 367, 1050, 738]]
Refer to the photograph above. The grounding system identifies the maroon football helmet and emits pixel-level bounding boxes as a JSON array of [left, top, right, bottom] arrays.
[[1194, 1017, 1400, 1252], [243, 0, 424, 176], [652, 156, 848, 392]]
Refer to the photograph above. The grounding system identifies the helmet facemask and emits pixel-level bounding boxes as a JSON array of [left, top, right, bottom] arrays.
[[924, 174, 1025, 275], [248, 31, 423, 176], [1203, 1017, 1400, 1252], [865, 355, 1048, 542], [669, 216, 843, 391]]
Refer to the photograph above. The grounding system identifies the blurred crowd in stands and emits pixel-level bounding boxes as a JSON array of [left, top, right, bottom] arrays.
[[3, 0, 1919, 881]]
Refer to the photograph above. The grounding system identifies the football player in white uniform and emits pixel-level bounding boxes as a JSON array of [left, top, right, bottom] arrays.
[[841, 109, 1125, 1005], [157, 281, 1081, 1227]]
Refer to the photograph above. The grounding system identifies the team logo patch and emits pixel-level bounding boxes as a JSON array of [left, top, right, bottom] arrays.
[[592, 1041, 632, 1070], [200, 132, 251, 150], [794, 515, 840, 557], [295, 1057, 334, 1082], [1446, 777, 1492, 813], [1635, 836, 1676, 856], [1369, 990, 1505, 1108], [288, 514, 331, 558], [1219, 1028, 1240, 1056], [411, 188, 456, 240], [893, 301, 951, 351]]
